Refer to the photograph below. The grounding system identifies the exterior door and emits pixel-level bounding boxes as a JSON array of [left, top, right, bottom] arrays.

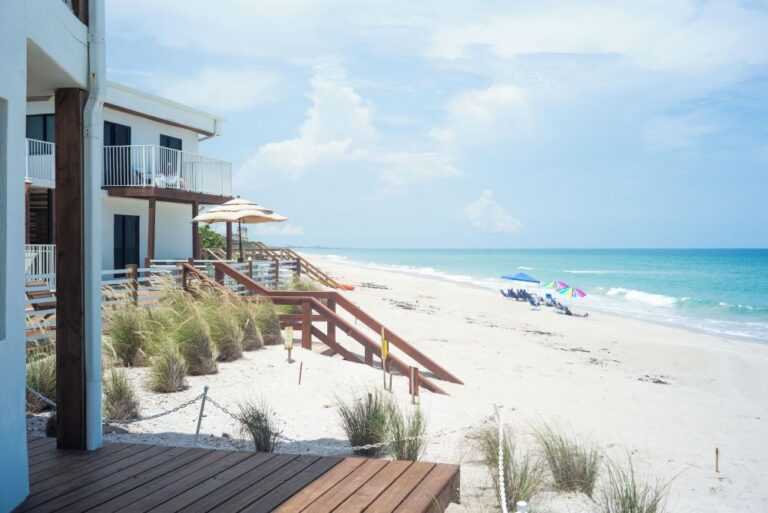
[[103, 121, 132, 185], [159, 134, 183, 188], [114, 214, 140, 270]]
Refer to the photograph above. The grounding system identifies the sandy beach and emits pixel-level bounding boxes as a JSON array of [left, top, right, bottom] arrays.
[[34, 253, 766, 512]]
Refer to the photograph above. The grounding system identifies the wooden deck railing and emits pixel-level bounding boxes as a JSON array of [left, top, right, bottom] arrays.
[[178, 261, 463, 394], [243, 242, 345, 289]]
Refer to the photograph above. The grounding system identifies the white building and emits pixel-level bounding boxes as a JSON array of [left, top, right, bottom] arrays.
[[1, 2, 231, 509], [26, 81, 232, 272]]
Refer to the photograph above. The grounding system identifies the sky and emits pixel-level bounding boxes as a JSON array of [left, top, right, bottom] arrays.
[[106, 0, 768, 249]]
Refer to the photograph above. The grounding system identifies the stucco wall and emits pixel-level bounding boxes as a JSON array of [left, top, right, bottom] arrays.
[[0, 1, 31, 509], [155, 201, 193, 260]]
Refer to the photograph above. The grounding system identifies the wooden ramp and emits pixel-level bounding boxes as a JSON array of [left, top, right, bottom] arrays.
[[18, 437, 460, 513], [181, 262, 463, 395]]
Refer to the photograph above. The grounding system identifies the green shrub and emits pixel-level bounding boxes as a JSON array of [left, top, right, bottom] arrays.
[[174, 308, 218, 375], [252, 299, 283, 346], [26, 350, 56, 413], [389, 404, 428, 461], [104, 367, 140, 420], [598, 456, 671, 513], [280, 277, 324, 293], [337, 391, 392, 457], [105, 305, 148, 366], [238, 399, 282, 452], [477, 426, 544, 508], [236, 301, 264, 351], [198, 290, 243, 361], [147, 340, 187, 393], [535, 425, 601, 497]]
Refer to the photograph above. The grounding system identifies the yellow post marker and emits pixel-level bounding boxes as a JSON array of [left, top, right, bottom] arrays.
[[284, 326, 294, 362]]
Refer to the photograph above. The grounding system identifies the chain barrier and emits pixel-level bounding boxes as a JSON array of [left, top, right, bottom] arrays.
[[26, 385, 57, 409], [107, 393, 205, 425]]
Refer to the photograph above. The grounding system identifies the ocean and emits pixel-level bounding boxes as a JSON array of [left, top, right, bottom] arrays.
[[298, 248, 768, 342]]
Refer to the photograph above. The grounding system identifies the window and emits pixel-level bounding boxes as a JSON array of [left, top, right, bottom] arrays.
[[26, 114, 56, 143], [160, 135, 182, 151], [103, 121, 131, 146]]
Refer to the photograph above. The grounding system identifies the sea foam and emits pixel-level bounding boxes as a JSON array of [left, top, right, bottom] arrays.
[[606, 287, 678, 307]]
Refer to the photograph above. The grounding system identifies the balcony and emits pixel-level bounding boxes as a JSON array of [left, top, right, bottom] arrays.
[[102, 145, 232, 198], [25, 139, 56, 188]]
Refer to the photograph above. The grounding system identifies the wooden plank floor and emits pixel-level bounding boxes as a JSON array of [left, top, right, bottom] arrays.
[[16, 437, 459, 513]]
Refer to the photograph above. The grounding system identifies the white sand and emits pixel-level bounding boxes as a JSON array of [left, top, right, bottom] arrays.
[[68, 255, 767, 512]]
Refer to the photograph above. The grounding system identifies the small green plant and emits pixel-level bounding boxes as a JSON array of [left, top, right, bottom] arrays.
[[535, 424, 601, 497], [147, 340, 188, 393], [388, 404, 428, 461], [26, 349, 56, 413], [103, 367, 140, 420], [174, 308, 218, 375], [105, 305, 148, 366], [337, 391, 392, 457], [238, 399, 283, 452], [598, 456, 671, 513], [281, 277, 324, 293], [252, 299, 283, 346], [199, 291, 243, 361], [477, 426, 544, 508]]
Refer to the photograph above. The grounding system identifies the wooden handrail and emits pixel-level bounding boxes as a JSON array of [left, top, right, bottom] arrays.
[[244, 243, 344, 289], [212, 262, 462, 387]]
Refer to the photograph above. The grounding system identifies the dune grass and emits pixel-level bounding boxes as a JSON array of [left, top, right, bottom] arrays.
[[147, 339, 188, 393], [388, 404, 428, 461], [236, 301, 264, 351], [238, 399, 283, 452], [174, 307, 219, 375], [26, 349, 56, 413], [535, 424, 601, 497], [477, 426, 545, 509], [251, 299, 283, 346], [105, 305, 148, 366], [199, 290, 243, 362], [103, 367, 140, 420], [598, 456, 671, 513], [337, 391, 392, 457]]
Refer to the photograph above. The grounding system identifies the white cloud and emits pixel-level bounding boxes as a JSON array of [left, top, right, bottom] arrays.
[[154, 68, 280, 111], [377, 152, 460, 187], [465, 190, 522, 234], [255, 138, 352, 179], [249, 223, 304, 237], [430, 84, 530, 148], [643, 113, 719, 151]]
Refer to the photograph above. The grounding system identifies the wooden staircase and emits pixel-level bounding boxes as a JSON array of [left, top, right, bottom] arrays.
[[244, 242, 346, 289], [179, 262, 463, 395]]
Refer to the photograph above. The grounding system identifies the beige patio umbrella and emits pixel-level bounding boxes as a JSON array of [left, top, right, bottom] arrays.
[[192, 198, 287, 261]]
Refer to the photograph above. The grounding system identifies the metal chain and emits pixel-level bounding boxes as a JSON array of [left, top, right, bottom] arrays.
[[107, 393, 205, 425], [205, 395, 241, 422], [26, 385, 57, 409]]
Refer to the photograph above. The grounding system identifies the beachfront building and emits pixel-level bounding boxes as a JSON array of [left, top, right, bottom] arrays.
[[25, 81, 232, 274]]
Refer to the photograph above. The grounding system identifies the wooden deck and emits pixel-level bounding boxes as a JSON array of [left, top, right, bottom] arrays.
[[16, 437, 460, 512]]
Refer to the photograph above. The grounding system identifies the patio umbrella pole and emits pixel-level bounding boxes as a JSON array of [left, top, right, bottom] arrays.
[[238, 220, 244, 262]]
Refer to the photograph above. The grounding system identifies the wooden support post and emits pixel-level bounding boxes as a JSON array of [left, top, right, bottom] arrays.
[[50, 189, 56, 243], [192, 201, 201, 260], [225, 222, 233, 260], [327, 298, 337, 346], [55, 87, 88, 450], [295, 257, 301, 278], [409, 366, 421, 404], [365, 348, 373, 366], [179, 263, 188, 291], [144, 257, 151, 278], [147, 198, 156, 261], [214, 267, 224, 285], [25, 181, 31, 244], [301, 301, 312, 349], [127, 264, 138, 305]]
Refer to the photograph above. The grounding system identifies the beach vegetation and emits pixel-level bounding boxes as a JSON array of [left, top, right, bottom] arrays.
[[598, 456, 671, 513], [535, 424, 601, 497], [26, 349, 56, 413], [105, 305, 148, 366], [477, 426, 544, 508], [174, 307, 218, 375], [238, 399, 282, 452], [337, 390, 392, 457], [252, 299, 283, 345], [236, 301, 264, 351], [103, 367, 140, 420], [199, 290, 244, 361], [388, 404, 428, 461], [199, 225, 226, 250], [147, 339, 187, 393]]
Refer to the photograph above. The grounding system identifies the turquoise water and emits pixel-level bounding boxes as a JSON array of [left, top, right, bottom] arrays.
[[299, 248, 768, 341]]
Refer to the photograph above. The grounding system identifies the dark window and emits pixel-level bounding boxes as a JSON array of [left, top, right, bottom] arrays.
[[104, 121, 131, 146], [103, 121, 132, 183], [26, 114, 56, 143], [114, 214, 140, 270], [160, 134, 182, 151]]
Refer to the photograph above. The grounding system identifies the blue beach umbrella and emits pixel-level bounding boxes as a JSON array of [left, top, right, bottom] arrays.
[[501, 272, 540, 284]]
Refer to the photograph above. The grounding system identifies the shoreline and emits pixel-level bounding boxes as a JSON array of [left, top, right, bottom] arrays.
[[301, 250, 768, 346]]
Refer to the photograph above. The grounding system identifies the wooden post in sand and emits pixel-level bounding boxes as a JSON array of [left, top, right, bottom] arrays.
[[126, 264, 139, 305], [715, 447, 720, 473], [409, 366, 420, 404]]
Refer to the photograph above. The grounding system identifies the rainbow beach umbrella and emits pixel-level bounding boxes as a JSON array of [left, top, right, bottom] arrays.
[[558, 286, 586, 298], [543, 280, 569, 290]]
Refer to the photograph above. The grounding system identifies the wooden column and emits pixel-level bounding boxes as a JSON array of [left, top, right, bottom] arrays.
[[191, 201, 201, 260], [147, 198, 156, 261], [49, 189, 56, 244], [225, 222, 233, 260], [55, 88, 88, 450], [327, 298, 337, 347]]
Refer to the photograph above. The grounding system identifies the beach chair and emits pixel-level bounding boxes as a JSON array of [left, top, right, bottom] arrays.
[[500, 289, 510, 298], [527, 296, 541, 310]]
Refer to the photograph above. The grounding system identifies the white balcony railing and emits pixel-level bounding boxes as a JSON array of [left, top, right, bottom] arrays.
[[103, 145, 232, 197], [25, 139, 56, 187], [25, 244, 56, 278]]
